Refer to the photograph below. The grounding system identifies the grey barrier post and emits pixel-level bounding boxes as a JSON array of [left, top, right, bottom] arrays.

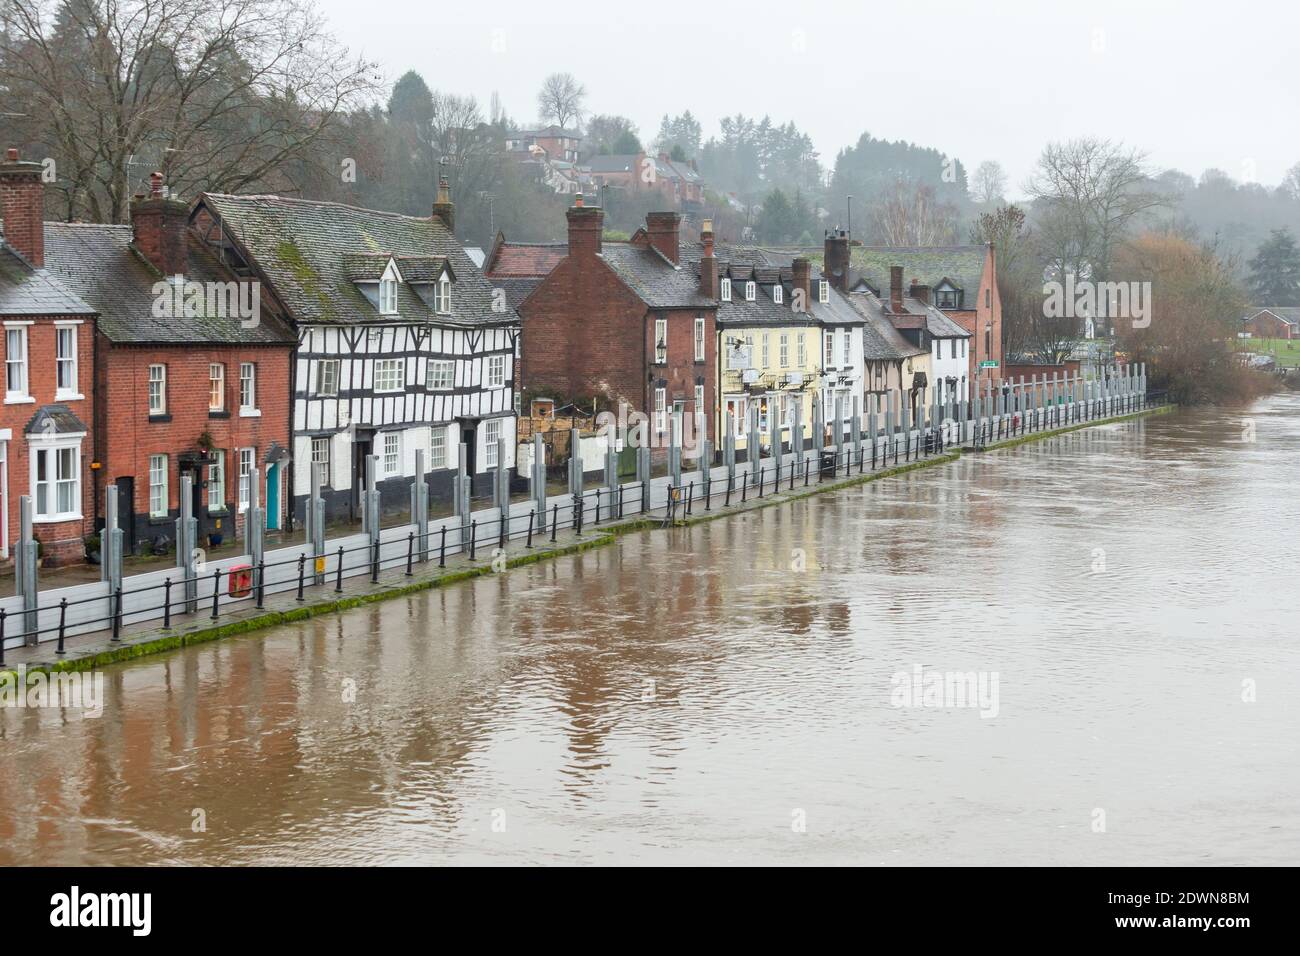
[[813, 391, 824, 454], [747, 403, 761, 471], [454, 447, 470, 546], [177, 474, 198, 614], [669, 410, 682, 488], [103, 484, 124, 598], [531, 433, 546, 531], [495, 438, 510, 542], [412, 449, 429, 565], [17, 496, 38, 641], [723, 410, 736, 481]]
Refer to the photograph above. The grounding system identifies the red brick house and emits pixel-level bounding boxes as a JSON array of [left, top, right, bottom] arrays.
[[503, 200, 719, 447], [1243, 308, 1299, 340], [40, 175, 296, 552], [0, 150, 99, 566]]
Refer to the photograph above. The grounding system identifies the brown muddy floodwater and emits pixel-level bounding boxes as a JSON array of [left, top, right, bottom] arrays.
[[2, 396, 1299, 866]]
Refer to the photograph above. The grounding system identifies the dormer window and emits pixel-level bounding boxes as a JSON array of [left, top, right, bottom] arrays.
[[818, 280, 830, 303], [720, 277, 732, 301], [379, 276, 398, 314], [745, 281, 756, 302], [434, 275, 451, 314], [773, 285, 783, 305]]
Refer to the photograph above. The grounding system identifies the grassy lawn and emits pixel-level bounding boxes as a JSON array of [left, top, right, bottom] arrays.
[[1242, 337, 1300, 367]]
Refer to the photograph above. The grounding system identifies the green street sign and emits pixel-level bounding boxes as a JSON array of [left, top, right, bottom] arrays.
[[979, 360, 999, 369]]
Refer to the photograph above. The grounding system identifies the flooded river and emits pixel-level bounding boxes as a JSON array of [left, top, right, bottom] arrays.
[[3, 396, 1298, 865]]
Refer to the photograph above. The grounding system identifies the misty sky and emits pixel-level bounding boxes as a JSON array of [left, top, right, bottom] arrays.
[[318, 0, 1298, 195]]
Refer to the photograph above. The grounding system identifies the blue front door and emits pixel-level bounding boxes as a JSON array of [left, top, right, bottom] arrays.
[[266, 462, 280, 530]]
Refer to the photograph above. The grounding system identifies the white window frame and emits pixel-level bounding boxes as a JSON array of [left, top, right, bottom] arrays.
[[30, 439, 82, 522], [720, 277, 732, 301], [374, 358, 404, 393], [435, 276, 452, 314], [745, 281, 756, 302], [655, 317, 667, 363], [426, 359, 454, 391], [379, 277, 398, 315], [695, 383, 705, 417], [761, 333, 769, 368], [148, 364, 167, 415], [430, 425, 447, 469], [149, 453, 168, 518], [237, 448, 254, 512], [310, 437, 331, 486], [797, 333, 806, 367], [779, 333, 789, 368], [773, 285, 783, 305], [819, 280, 830, 303], [654, 387, 666, 433], [824, 332, 834, 370], [5, 325, 29, 401], [316, 359, 339, 397], [382, 432, 401, 477], [208, 450, 225, 511], [209, 363, 225, 411], [841, 329, 850, 368], [239, 362, 257, 413], [55, 324, 78, 397], [484, 418, 502, 468], [694, 316, 705, 362], [487, 354, 506, 389]]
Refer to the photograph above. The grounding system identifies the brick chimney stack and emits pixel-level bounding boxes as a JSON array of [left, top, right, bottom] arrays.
[[432, 174, 455, 232], [909, 279, 930, 305], [130, 171, 189, 276], [889, 265, 905, 313], [699, 218, 718, 299], [823, 229, 850, 292], [0, 148, 46, 267], [566, 193, 604, 258], [644, 211, 681, 265], [792, 258, 811, 306]]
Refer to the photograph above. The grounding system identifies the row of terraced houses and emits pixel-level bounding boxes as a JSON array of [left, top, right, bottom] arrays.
[[0, 148, 1000, 568]]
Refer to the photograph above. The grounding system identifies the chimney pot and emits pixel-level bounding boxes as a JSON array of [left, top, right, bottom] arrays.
[[792, 258, 811, 305], [643, 211, 681, 265], [823, 230, 850, 292], [5, 148, 17, 162], [889, 265, 905, 312]]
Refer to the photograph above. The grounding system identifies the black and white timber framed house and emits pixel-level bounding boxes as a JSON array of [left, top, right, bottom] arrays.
[[189, 179, 520, 523]]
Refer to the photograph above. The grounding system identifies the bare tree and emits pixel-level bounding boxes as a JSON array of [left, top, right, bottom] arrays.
[[970, 160, 1008, 205], [1026, 137, 1165, 282], [536, 72, 585, 131], [871, 179, 958, 245], [0, 0, 378, 223]]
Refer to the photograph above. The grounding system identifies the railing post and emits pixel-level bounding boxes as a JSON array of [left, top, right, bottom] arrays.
[[439, 526, 447, 568], [526, 509, 535, 548], [371, 539, 381, 581], [211, 567, 222, 619], [335, 546, 345, 592], [256, 560, 266, 608], [550, 504, 559, 542], [56, 597, 67, 655], [113, 585, 132, 641], [297, 554, 306, 600], [406, 531, 415, 576], [469, 520, 478, 560], [163, 577, 172, 629]]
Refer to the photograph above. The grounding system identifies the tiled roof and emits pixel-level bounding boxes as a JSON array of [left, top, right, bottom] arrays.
[[849, 245, 986, 304], [0, 236, 95, 318], [587, 154, 640, 174], [599, 243, 716, 309], [487, 242, 566, 277], [24, 403, 87, 435], [497, 276, 544, 311], [199, 193, 514, 328], [682, 244, 864, 329], [1246, 307, 1300, 326], [844, 292, 927, 361], [41, 222, 294, 345]]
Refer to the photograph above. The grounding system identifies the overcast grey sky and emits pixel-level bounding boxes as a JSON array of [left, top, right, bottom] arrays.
[[319, 0, 1298, 195]]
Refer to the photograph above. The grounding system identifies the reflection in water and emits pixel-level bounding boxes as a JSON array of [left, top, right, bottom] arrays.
[[2, 396, 1299, 865]]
